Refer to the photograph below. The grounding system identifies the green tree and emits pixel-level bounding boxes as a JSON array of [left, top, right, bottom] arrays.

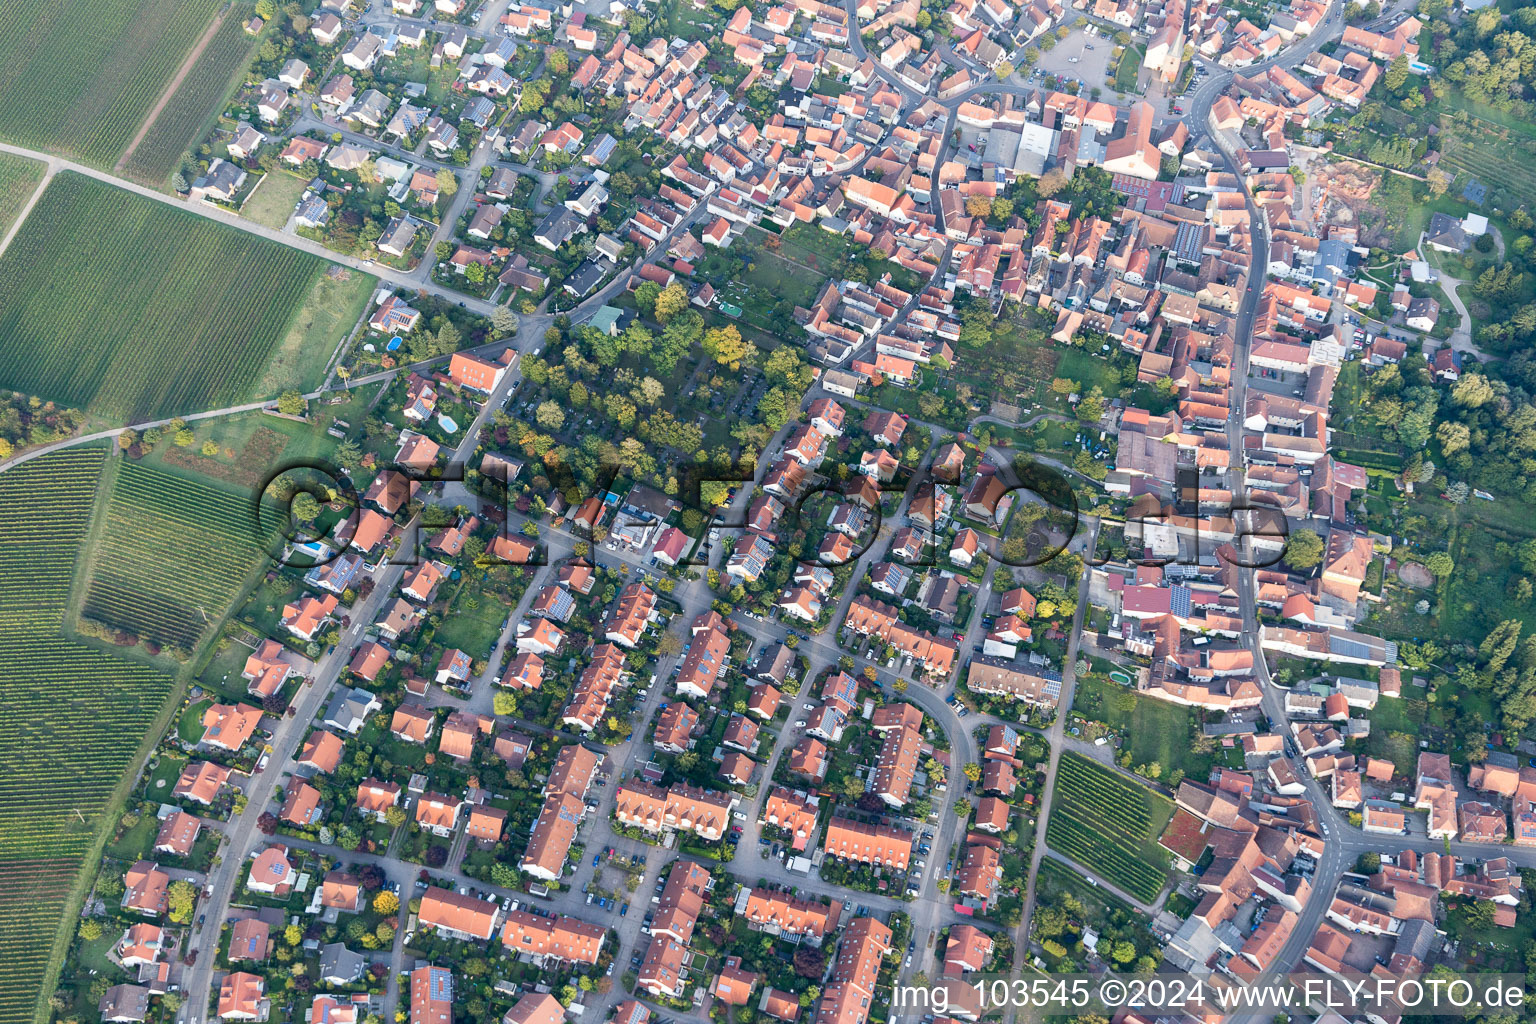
[[167, 880, 196, 923], [433, 320, 461, 357], [1076, 386, 1106, 423], [1465, 900, 1496, 928], [703, 325, 751, 369], [1437, 420, 1472, 455], [1282, 529, 1324, 571], [535, 401, 565, 431], [634, 280, 661, 316], [654, 283, 690, 322], [292, 492, 321, 523], [492, 306, 519, 337], [436, 168, 459, 197]]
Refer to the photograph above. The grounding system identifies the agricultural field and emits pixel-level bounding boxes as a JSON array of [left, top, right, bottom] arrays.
[[119, 4, 261, 186], [0, 173, 346, 423], [80, 460, 278, 651], [0, 0, 220, 166], [1044, 752, 1174, 903], [0, 152, 44, 238], [0, 449, 178, 1024], [0, 448, 104, 635], [0, 858, 83, 1024]]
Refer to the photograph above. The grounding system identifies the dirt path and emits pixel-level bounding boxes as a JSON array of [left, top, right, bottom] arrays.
[[0, 162, 55, 260], [114, 7, 229, 173]]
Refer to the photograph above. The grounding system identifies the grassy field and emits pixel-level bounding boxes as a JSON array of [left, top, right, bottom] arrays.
[[242, 169, 311, 230], [80, 460, 277, 650], [136, 384, 380, 497], [1113, 45, 1145, 93], [0, 152, 44, 237], [0, 0, 220, 166], [1072, 675, 1222, 782], [0, 449, 178, 1024], [119, 4, 261, 186], [257, 267, 375, 396], [0, 173, 356, 423], [1044, 752, 1174, 903]]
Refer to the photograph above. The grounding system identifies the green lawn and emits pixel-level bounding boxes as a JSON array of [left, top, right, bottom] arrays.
[[1113, 45, 1145, 93], [105, 813, 158, 862], [433, 572, 508, 661], [1037, 858, 1138, 931], [257, 266, 375, 397], [242, 169, 310, 230], [1072, 675, 1219, 782], [1442, 899, 1536, 973], [738, 245, 822, 308], [145, 753, 190, 800], [178, 699, 213, 745], [136, 383, 377, 497]]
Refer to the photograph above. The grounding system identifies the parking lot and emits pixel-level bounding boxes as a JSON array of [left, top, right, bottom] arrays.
[[1030, 26, 1116, 93]]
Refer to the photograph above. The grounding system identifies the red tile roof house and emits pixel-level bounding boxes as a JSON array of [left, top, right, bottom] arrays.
[[466, 804, 507, 842], [391, 702, 436, 743], [415, 792, 462, 836], [200, 703, 262, 751], [228, 917, 271, 962], [435, 648, 472, 686], [247, 844, 296, 894], [714, 956, 762, 1005], [449, 350, 512, 392], [148, 810, 201, 859], [355, 779, 401, 821], [281, 593, 338, 640], [280, 779, 323, 826], [174, 760, 230, 805], [419, 888, 500, 940], [242, 638, 294, 699], [123, 861, 170, 915], [321, 870, 364, 912]]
